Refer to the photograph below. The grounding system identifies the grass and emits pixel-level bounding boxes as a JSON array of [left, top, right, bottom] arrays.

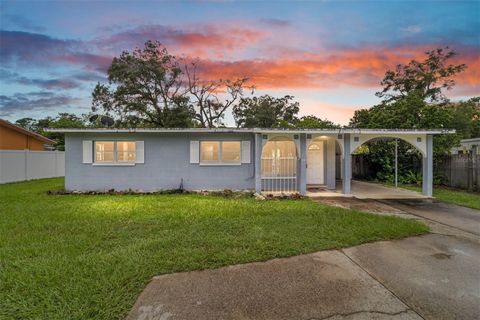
[[400, 184, 480, 210], [0, 178, 428, 320]]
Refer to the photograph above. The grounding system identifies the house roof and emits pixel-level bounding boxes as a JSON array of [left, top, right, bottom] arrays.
[[0, 119, 56, 144], [459, 137, 480, 143], [45, 127, 454, 135]]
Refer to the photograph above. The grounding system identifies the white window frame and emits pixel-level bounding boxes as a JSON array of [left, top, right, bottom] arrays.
[[199, 140, 242, 166], [93, 140, 136, 166]]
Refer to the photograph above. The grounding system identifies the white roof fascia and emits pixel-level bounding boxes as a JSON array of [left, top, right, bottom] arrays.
[[45, 128, 455, 135]]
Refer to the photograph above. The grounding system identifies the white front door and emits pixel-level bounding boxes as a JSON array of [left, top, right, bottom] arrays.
[[307, 141, 324, 185]]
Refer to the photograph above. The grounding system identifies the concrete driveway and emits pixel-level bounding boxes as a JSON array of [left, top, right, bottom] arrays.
[[307, 180, 427, 200], [127, 199, 480, 320], [380, 199, 480, 236]]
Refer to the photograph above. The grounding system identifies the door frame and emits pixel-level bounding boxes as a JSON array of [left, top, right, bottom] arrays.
[[307, 140, 326, 185]]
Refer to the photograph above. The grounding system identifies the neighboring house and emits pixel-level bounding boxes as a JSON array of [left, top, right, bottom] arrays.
[[0, 119, 64, 184], [0, 119, 55, 150], [451, 137, 480, 155], [48, 128, 450, 197]]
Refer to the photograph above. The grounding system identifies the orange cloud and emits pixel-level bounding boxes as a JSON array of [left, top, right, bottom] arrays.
[[194, 45, 480, 93]]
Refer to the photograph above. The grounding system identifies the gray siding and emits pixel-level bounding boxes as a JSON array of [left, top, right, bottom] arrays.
[[65, 132, 255, 191]]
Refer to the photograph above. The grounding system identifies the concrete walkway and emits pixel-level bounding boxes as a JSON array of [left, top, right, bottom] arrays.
[[307, 180, 427, 199], [127, 199, 480, 320]]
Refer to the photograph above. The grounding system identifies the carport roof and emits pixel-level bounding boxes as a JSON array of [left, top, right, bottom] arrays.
[[46, 128, 454, 135]]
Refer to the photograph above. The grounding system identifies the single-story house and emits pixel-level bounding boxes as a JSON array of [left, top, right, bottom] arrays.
[[47, 128, 451, 196], [0, 119, 55, 151], [451, 137, 479, 155]]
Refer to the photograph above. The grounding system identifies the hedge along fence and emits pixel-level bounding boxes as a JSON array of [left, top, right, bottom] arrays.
[[352, 153, 479, 192], [0, 150, 65, 184]]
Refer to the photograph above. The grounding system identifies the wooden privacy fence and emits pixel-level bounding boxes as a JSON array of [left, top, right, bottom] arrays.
[[435, 154, 479, 191], [0, 150, 65, 184], [352, 153, 479, 191]]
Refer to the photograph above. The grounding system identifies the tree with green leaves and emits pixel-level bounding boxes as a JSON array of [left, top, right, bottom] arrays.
[[349, 47, 476, 184], [351, 48, 476, 155], [92, 41, 251, 128], [92, 40, 194, 128], [14, 117, 38, 132], [294, 115, 340, 129], [15, 113, 86, 150], [376, 47, 467, 102], [233, 95, 299, 128]]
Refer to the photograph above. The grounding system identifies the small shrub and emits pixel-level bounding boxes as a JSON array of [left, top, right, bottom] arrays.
[[433, 173, 449, 185], [399, 170, 422, 186]]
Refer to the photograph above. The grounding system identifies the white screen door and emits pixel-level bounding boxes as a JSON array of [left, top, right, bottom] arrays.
[[307, 141, 324, 184]]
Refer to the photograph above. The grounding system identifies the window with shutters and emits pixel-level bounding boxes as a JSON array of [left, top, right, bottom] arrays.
[[94, 141, 136, 164], [200, 141, 241, 165]]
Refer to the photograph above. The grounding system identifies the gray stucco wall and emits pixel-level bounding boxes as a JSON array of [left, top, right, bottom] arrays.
[[65, 132, 255, 191]]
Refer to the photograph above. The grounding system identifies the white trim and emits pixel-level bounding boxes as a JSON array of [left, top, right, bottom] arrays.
[[199, 162, 242, 166], [92, 163, 136, 167], [47, 128, 454, 135], [459, 138, 480, 143], [349, 133, 428, 157]]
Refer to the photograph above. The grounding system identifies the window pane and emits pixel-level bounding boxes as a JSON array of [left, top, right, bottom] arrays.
[[117, 141, 135, 152], [308, 143, 321, 150], [222, 141, 241, 161], [117, 152, 136, 161], [95, 141, 114, 162], [117, 141, 136, 162], [200, 141, 219, 161], [96, 141, 114, 152]]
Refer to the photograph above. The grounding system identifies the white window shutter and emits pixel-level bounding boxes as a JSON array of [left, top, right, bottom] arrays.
[[82, 140, 93, 164], [190, 141, 199, 163], [241, 140, 251, 163], [135, 141, 144, 163]]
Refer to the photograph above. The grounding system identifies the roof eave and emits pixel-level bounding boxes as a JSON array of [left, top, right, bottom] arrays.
[[0, 119, 56, 144], [45, 128, 455, 135]]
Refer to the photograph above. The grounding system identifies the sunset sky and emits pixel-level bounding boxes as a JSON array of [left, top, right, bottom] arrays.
[[1, 0, 479, 125]]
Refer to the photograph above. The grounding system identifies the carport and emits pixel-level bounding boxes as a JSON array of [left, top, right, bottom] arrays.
[[339, 129, 438, 197], [254, 128, 453, 198]]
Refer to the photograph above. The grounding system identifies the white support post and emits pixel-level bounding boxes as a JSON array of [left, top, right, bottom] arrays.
[[299, 133, 307, 195], [342, 134, 351, 194], [395, 138, 398, 188], [254, 133, 262, 193], [422, 135, 433, 197]]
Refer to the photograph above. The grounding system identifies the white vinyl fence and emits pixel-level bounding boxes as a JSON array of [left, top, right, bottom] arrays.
[[0, 150, 65, 184]]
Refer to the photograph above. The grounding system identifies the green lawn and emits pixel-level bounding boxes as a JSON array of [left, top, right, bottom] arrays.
[[400, 185, 480, 210], [0, 178, 428, 320]]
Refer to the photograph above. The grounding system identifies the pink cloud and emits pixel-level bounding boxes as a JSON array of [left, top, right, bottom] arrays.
[[193, 44, 480, 92], [94, 24, 266, 59]]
